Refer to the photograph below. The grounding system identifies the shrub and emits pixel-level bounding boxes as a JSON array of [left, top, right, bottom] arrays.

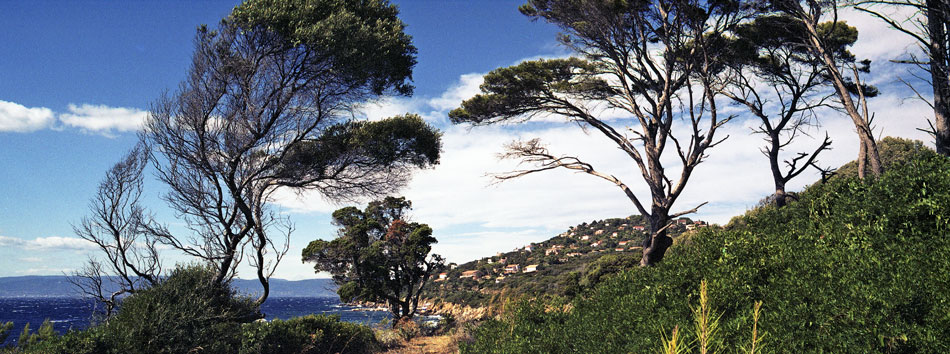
[[19, 265, 257, 354], [464, 146, 950, 353], [0, 322, 12, 346], [240, 314, 379, 354], [101, 264, 260, 353]]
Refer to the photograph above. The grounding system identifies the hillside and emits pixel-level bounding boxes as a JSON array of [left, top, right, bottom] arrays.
[[460, 138, 950, 353], [423, 214, 710, 307]]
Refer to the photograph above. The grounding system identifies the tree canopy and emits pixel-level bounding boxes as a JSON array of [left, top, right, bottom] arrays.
[[303, 197, 444, 322]]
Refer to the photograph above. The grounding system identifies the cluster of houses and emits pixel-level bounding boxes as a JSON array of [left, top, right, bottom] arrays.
[[433, 218, 711, 285], [435, 263, 540, 284]]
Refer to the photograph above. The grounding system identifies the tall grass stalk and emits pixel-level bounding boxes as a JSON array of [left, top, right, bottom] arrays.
[[660, 325, 687, 354], [692, 280, 720, 354], [743, 301, 765, 354]]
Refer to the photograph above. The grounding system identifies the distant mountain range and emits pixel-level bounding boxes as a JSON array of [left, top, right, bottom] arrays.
[[0, 276, 337, 298]]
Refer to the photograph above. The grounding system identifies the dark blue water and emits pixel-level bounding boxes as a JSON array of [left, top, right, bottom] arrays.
[[0, 297, 390, 347]]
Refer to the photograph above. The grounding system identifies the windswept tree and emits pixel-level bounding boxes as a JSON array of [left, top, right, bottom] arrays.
[[450, 0, 759, 266], [848, 0, 950, 156], [720, 15, 844, 207], [773, 0, 884, 178], [302, 197, 444, 323], [72, 144, 162, 316], [75, 0, 441, 309]]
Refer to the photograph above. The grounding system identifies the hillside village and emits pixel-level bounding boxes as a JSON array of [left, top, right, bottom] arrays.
[[423, 215, 710, 306]]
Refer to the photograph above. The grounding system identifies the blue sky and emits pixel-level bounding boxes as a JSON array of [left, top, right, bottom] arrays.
[[0, 1, 935, 280]]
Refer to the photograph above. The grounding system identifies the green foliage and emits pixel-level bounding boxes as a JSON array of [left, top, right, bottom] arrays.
[[104, 264, 259, 353], [464, 145, 950, 353], [0, 322, 12, 346], [448, 58, 611, 125], [578, 253, 641, 288], [229, 0, 416, 96], [12, 320, 56, 350], [277, 113, 442, 187], [460, 299, 572, 354], [303, 197, 444, 320], [19, 326, 109, 354], [240, 314, 378, 354]]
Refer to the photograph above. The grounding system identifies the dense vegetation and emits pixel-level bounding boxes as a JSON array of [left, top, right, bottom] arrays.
[[1, 265, 379, 354], [462, 141, 950, 353]]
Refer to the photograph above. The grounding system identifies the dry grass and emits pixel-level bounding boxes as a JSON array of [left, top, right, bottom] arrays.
[[380, 334, 457, 354]]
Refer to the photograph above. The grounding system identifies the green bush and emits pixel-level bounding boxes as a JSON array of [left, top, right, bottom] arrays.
[[464, 146, 950, 353], [240, 314, 378, 354], [102, 265, 260, 353]]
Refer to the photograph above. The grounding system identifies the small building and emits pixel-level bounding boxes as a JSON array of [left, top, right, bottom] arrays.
[[594, 229, 605, 235], [524, 244, 534, 252], [619, 240, 630, 246], [611, 232, 619, 238], [449, 263, 458, 270], [615, 248, 625, 252], [632, 225, 646, 231], [567, 252, 582, 257], [581, 235, 590, 241], [495, 276, 506, 283], [591, 241, 603, 248], [677, 219, 690, 224], [524, 264, 539, 273], [460, 270, 480, 279], [434, 272, 448, 282], [505, 264, 521, 274]]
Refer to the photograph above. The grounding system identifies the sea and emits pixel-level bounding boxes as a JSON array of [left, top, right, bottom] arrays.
[[0, 297, 391, 347]]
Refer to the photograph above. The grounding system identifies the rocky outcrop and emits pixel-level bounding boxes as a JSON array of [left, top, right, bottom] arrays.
[[423, 300, 492, 322]]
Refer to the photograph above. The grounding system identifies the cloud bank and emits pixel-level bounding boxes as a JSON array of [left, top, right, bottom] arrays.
[[0, 101, 148, 136], [0, 235, 97, 251], [59, 104, 148, 135]]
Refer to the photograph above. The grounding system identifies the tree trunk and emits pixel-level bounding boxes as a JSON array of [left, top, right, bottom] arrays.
[[929, 0, 950, 156], [857, 136, 868, 180], [768, 132, 789, 207], [640, 211, 672, 266], [800, 15, 882, 178], [864, 133, 883, 177]]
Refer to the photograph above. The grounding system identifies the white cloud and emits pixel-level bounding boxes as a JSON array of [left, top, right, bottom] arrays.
[[427, 73, 485, 114], [0, 100, 55, 132], [356, 97, 423, 122], [0, 235, 96, 251], [59, 103, 148, 136], [837, 7, 922, 63]]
